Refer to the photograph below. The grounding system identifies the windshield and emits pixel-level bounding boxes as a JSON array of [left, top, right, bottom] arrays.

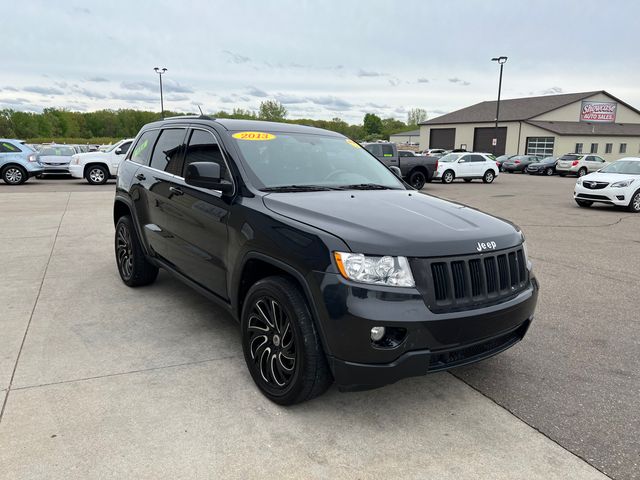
[[104, 142, 122, 152], [439, 153, 463, 163], [232, 132, 405, 190], [40, 146, 76, 156], [599, 160, 640, 175]]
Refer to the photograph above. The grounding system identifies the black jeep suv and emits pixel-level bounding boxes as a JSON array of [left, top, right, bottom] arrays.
[[114, 117, 538, 405]]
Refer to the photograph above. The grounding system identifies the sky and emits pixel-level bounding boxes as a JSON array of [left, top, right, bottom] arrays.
[[2, 0, 639, 124]]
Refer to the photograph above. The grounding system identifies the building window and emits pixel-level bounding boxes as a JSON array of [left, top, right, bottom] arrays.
[[620, 143, 627, 154], [590, 143, 598, 153], [605, 143, 613, 154], [526, 137, 554, 157], [575, 143, 583, 153]]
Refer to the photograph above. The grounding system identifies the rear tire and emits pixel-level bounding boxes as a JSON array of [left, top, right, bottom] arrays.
[[86, 164, 109, 185], [2, 165, 27, 185], [483, 170, 495, 183], [576, 199, 593, 208], [408, 170, 426, 190], [578, 168, 587, 177], [115, 215, 158, 287], [241, 276, 332, 405], [442, 170, 455, 184], [628, 190, 640, 213]]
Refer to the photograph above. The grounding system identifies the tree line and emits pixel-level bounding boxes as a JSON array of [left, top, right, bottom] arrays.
[[0, 101, 428, 143]]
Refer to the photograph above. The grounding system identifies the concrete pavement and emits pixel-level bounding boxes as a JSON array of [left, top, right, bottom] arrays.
[[0, 176, 632, 479]]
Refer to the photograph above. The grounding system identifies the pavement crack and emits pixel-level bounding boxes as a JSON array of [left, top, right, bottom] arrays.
[[521, 215, 638, 228], [449, 371, 615, 480], [0, 192, 72, 424], [10, 355, 241, 392]]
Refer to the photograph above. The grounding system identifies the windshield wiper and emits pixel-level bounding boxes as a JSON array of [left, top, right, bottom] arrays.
[[261, 184, 337, 192], [336, 183, 396, 190]]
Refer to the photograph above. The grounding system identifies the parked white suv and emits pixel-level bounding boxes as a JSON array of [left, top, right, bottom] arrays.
[[68, 138, 134, 184], [556, 153, 609, 177], [434, 152, 499, 184], [574, 157, 640, 212]]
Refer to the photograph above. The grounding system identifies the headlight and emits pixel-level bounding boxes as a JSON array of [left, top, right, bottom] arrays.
[[522, 241, 533, 270], [611, 179, 633, 188], [334, 252, 415, 287]]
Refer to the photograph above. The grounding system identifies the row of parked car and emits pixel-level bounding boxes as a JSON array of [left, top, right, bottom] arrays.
[[0, 138, 133, 185], [495, 153, 611, 177]]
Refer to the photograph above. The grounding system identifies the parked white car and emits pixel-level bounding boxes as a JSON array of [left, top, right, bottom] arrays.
[[434, 152, 499, 184], [68, 138, 134, 184], [574, 157, 640, 212], [556, 153, 609, 177]]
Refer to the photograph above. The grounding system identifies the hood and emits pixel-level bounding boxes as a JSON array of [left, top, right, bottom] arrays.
[[262, 190, 522, 257], [582, 172, 640, 184]]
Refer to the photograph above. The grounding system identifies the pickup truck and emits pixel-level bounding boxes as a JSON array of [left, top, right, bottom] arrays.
[[68, 138, 134, 184], [361, 142, 437, 189]]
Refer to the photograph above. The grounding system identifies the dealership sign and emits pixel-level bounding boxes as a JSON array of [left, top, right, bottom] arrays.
[[580, 101, 617, 122]]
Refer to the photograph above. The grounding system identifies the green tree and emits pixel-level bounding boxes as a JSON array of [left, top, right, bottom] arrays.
[[363, 113, 383, 136], [258, 100, 287, 121], [407, 108, 428, 126]]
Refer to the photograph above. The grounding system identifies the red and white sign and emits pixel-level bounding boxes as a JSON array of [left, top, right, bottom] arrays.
[[580, 101, 617, 123]]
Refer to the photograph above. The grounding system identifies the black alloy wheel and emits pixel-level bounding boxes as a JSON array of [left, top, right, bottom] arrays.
[[409, 170, 426, 190], [246, 297, 297, 389], [241, 276, 332, 405], [114, 215, 158, 287]]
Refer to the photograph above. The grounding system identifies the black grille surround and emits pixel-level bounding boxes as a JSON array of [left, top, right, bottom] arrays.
[[409, 245, 529, 313]]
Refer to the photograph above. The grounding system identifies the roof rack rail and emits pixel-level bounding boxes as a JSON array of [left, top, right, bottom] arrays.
[[163, 114, 215, 120]]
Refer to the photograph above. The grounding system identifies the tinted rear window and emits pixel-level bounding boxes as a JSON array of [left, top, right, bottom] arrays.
[[560, 155, 580, 161]]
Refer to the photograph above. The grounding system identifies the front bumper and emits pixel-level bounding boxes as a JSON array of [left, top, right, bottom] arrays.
[[68, 164, 84, 178], [574, 184, 629, 206], [41, 163, 71, 174], [313, 271, 539, 390]]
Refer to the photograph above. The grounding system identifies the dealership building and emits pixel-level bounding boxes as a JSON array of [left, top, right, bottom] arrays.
[[418, 91, 640, 160]]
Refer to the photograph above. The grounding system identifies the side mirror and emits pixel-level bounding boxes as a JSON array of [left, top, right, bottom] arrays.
[[389, 166, 402, 177], [185, 161, 233, 193], [115, 147, 123, 155]]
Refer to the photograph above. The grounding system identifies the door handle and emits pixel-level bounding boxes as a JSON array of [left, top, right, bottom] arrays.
[[135, 173, 146, 181], [169, 186, 184, 196]]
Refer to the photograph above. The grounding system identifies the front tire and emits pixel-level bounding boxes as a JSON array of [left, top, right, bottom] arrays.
[[628, 190, 640, 213], [2, 165, 27, 185], [576, 199, 593, 208], [408, 170, 426, 190], [241, 276, 332, 405], [115, 215, 158, 287], [545, 167, 554, 176], [442, 170, 455, 184], [86, 165, 109, 185]]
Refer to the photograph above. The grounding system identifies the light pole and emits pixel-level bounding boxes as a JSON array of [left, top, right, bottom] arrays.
[[154, 67, 167, 119], [491, 56, 507, 155]]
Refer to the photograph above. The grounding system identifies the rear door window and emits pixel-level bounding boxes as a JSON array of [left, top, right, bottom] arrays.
[[150, 128, 187, 175], [381, 144, 394, 157], [0, 141, 21, 153]]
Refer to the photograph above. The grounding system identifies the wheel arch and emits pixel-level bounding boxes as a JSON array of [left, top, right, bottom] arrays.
[[233, 252, 333, 356], [1, 162, 27, 173]]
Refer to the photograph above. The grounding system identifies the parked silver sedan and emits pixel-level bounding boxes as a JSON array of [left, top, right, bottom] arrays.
[[38, 145, 76, 176]]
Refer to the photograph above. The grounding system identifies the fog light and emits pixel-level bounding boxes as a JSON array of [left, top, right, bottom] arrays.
[[617, 195, 625, 201], [370, 326, 386, 342]]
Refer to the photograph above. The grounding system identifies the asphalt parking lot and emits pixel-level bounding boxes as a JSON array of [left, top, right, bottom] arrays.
[[0, 173, 637, 479]]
